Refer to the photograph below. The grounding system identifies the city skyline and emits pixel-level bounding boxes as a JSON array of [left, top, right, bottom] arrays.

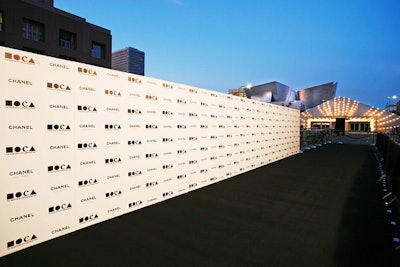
[[55, 0, 400, 108]]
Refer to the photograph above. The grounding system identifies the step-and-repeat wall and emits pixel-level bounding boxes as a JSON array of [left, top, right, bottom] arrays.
[[0, 46, 300, 257]]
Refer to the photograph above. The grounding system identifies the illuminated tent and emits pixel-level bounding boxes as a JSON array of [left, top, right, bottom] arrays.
[[301, 97, 400, 132]]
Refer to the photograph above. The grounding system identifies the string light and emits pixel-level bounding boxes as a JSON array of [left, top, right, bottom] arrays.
[[300, 97, 400, 132]]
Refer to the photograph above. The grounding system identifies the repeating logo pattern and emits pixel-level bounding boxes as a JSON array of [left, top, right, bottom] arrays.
[[1, 47, 300, 258]]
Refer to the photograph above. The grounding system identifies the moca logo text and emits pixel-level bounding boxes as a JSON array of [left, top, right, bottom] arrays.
[[78, 143, 97, 149], [6, 146, 36, 155], [128, 108, 142, 114], [79, 214, 99, 224], [78, 67, 97, 76], [47, 82, 71, 91], [105, 124, 121, 130], [7, 234, 37, 249], [5, 100, 35, 109], [128, 170, 142, 177], [48, 164, 71, 172], [128, 200, 143, 208], [128, 77, 142, 84], [77, 105, 97, 112], [78, 179, 98, 187], [105, 89, 121, 96], [47, 124, 71, 131], [7, 190, 37, 201], [105, 158, 122, 164], [48, 203, 72, 214], [5, 52, 35, 64], [106, 190, 122, 198]]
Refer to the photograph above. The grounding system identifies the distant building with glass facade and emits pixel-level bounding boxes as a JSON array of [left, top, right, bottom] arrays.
[[112, 47, 145, 75]]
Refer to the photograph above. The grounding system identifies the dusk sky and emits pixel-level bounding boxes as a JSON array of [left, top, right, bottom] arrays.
[[55, 0, 400, 109]]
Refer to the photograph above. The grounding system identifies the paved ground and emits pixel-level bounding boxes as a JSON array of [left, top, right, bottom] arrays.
[[0, 144, 399, 267]]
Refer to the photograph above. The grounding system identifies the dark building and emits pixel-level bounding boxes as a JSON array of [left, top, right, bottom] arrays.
[[0, 0, 111, 68], [112, 47, 145, 75]]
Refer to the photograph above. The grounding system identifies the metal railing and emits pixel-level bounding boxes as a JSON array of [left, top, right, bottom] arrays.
[[300, 129, 377, 150], [387, 127, 400, 144], [300, 129, 333, 151]]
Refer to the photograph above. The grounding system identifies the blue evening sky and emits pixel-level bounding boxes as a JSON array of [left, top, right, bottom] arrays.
[[55, 0, 400, 108]]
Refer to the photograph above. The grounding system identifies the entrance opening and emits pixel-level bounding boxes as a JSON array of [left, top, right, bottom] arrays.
[[335, 118, 345, 134]]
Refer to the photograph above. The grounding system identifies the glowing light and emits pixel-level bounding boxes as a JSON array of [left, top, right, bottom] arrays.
[[300, 96, 400, 132]]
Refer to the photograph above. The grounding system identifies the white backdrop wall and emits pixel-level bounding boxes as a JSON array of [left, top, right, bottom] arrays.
[[0, 46, 300, 257]]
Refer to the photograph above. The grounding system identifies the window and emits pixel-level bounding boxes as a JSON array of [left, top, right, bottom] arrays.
[[311, 122, 330, 129], [59, 30, 76, 49], [0, 11, 3, 32], [91, 42, 105, 59], [23, 19, 44, 42], [350, 122, 370, 132]]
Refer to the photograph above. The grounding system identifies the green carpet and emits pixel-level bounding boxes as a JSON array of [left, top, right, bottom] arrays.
[[1, 144, 398, 267]]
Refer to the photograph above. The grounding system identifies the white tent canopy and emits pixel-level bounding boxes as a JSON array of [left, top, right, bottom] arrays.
[[301, 97, 400, 132]]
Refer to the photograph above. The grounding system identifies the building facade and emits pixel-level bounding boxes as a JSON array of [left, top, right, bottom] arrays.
[[397, 101, 400, 115], [297, 82, 337, 109], [228, 88, 247, 98], [0, 0, 111, 68], [249, 81, 295, 103], [301, 97, 400, 132], [112, 47, 145, 75], [230, 81, 337, 111]]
